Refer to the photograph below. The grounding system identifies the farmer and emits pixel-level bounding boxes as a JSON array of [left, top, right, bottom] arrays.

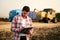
[[11, 6, 33, 40]]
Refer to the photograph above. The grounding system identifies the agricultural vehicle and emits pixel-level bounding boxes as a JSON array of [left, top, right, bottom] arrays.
[[9, 9, 37, 22], [35, 8, 57, 23], [9, 8, 57, 23], [9, 9, 21, 22]]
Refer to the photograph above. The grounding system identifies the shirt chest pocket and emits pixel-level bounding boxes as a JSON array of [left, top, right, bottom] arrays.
[[21, 20, 30, 27], [26, 21, 30, 27]]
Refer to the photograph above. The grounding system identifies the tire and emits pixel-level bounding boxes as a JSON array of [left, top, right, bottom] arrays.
[[52, 17, 57, 23], [42, 18, 49, 23], [39, 19, 42, 22]]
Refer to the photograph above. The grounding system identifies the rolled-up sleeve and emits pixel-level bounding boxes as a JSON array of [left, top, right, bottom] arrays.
[[29, 18, 33, 34], [29, 18, 33, 27]]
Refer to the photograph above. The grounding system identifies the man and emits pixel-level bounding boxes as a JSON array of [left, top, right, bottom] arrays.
[[11, 6, 33, 40]]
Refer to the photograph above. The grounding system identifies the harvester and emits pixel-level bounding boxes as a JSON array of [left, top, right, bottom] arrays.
[[9, 8, 57, 23], [9, 9, 21, 22], [35, 8, 57, 23]]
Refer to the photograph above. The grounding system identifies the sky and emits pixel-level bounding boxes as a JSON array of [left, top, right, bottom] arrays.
[[0, 0, 60, 18]]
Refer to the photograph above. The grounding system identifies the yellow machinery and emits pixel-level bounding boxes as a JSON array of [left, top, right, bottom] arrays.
[[35, 8, 57, 23]]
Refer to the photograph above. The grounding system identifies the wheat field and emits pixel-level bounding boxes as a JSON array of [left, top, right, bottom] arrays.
[[0, 21, 60, 40]]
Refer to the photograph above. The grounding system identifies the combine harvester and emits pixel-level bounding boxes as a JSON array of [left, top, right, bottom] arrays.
[[9, 9, 22, 22], [36, 8, 57, 23], [9, 8, 57, 23]]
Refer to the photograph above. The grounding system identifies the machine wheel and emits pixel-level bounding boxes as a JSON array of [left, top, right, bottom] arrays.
[[42, 18, 49, 23], [39, 18, 42, 22], [39, 19, 41, 22], [52, 17, 57, 23]]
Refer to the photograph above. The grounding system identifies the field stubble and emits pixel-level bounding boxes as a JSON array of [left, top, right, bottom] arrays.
[[0, 22, 60, 40]]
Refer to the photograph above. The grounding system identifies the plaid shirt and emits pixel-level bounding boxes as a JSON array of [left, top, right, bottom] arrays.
[[11, 15, 33, 40]]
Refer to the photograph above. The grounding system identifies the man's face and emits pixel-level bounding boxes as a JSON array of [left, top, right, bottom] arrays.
[[22, 11, 29, 17]]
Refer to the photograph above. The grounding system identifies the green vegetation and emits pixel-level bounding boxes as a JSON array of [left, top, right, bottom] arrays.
[[56, 13, 60, 22]]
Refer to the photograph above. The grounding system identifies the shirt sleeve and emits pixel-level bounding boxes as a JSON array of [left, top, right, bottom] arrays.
[[29, 18, 33, 34], [11, 16, 20, 32], [29, 18, 33, 27]]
